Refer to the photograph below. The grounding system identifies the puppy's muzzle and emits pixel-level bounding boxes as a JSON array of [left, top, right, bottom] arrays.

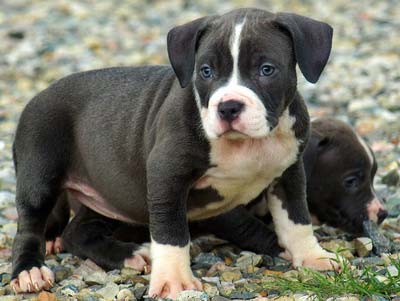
[[217, 100, 244, 122]]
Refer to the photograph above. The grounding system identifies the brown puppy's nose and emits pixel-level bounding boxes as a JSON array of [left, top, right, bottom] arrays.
[[218, 100, 244, 122], [377, 209, 388, 224]]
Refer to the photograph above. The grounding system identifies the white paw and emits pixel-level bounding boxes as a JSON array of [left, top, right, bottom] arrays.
[[293, 249, 342, 271], [124, 243, 151, 273], [149, 271, 202, 299], [148, 241, 202, 299], [11, 266, 54, 293]]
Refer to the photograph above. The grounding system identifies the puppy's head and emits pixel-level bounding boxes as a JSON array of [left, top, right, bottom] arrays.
[[167, 9, 333, 139], [304, 118, 388, 234]]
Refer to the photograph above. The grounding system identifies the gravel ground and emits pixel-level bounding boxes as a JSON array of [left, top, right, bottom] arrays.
[[0, 0, 399, 300]]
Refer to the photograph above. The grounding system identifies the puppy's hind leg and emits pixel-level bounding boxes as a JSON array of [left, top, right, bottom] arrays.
[[11, 102, 73, 293], [193, 204, 284, 256], [62, 206, 151, 273], [45, 192, 70, 255]]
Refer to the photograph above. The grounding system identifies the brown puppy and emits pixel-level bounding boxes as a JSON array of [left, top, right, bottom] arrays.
[[303, 118, 387, 234]]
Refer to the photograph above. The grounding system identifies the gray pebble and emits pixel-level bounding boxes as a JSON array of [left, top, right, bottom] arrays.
[[117, 288, 136, 301], [235, 252, 262, 272], [0, 296, 21, 301], [60, 284, 80, 296], [133, 285, 148, 300], [76, 294, 100, 301], [354, 237, 373, 257], [362, 221, 392, 254], [53, 265, 73, 282], [211, 296, 230, 301], [177, 290, 209, 301], [193, 252, 224, 269], [361, 296, 389, 301], [0, 273, 11, 286], [59, 278, 87, 290], [381, 169, 400, 187], [229, 290, 256, 299], [95, 282, 119, 300], [351, 257, 385, 267]]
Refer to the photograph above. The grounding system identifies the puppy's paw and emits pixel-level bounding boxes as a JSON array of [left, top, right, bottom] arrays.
[[293, 250, 342, 271], [124, 243, 151, 274], [11, 266, 54, 294], [279, 250, 292, 261], [148, 269, 202, 299], [45, 237, 63, 255], [148, 242, 202, 300]]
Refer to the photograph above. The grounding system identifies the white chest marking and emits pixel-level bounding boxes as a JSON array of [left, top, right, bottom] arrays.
[[188, 110, 299, 220]]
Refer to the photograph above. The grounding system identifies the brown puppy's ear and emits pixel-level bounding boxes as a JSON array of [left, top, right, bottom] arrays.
[[167, 16, 211, 88], [303, 132, 330, 179], [274, 13, 333, 83]]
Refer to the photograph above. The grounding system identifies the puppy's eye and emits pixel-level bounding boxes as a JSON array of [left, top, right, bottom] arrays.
[[200, 64, 213, 80], [343, 176, 359, 190], [259, 63, 275, 76]]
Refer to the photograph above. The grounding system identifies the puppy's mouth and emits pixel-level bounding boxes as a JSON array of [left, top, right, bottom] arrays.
[[217, 122, 249, 140], [327, 211, 386, 235], [216, 117, 269, 140], [220, 130, 249, 140]]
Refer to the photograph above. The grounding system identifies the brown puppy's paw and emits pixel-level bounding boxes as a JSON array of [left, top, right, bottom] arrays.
[[11, 266, 54, 294], [45, 237, 63, 255], [124, 243, 152, 274]]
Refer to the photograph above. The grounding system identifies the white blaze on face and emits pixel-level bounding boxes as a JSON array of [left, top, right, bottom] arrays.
[[229, 20, 244, 86], [356, 133, 386, 221], [197, 19, 271, 139], [356, 133, 374, 165]]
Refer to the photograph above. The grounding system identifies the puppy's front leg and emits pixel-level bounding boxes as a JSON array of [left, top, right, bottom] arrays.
[[146, 155, 202, 299], [268, 159, 340, 271]]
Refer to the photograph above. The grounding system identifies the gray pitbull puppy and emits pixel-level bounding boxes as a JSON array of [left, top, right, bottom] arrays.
[[11, 8, 336, 298]]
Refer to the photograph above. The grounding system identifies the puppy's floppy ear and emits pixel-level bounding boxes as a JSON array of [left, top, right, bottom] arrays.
[[274, 13, 333, 83], [167, 16, 211, 88], [303, 131, 330, 179]]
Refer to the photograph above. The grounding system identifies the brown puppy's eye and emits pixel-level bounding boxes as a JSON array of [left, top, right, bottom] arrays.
[[343, 176, 360, 190], [259, 63, 275, 76]]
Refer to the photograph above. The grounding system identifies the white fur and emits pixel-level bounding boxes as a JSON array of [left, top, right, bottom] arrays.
[[267, 190, 335, 268], [230, 21, 245, 86], [356, 134, 385, 221], [195, 19, 271, 139], [189, 110, 298, 220], [151, 240, 191, 276], [136, 243, 151, 259], [149, 240, 200, 297], [124, 243, 151, 271], [356, 133, 374, 165]]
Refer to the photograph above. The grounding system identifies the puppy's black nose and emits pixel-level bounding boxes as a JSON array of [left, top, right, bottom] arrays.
[[218, 100, 244, 122], [377, 209, 388, 224]]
